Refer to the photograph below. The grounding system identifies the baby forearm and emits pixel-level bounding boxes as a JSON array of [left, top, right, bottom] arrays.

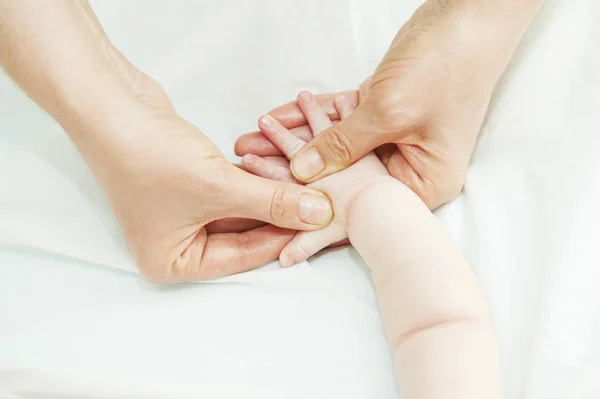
[[347, 178, 502, 398]]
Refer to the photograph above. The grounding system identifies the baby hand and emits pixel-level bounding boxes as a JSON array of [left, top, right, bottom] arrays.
[[242, 91, 389, 266]]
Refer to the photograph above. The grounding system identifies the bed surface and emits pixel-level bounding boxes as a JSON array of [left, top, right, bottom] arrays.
[[2, 0, 600, 397]]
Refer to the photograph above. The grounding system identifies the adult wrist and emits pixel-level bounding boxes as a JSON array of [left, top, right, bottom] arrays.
[[451, 0, 546, 70], [407, 0, 545, 84], [54, 44, 149, 141]]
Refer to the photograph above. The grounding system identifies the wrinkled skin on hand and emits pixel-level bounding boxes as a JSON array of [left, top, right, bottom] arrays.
[[72, 46, 335, 283], [236, 0, 526, 210], [242, 91, 389, 267]]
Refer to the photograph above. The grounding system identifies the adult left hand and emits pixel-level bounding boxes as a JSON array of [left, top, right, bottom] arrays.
[[235, 0, 544, 210]]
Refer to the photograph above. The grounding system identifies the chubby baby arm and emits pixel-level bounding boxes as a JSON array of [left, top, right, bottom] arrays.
[[347, 178, 502, 399], [243, 91, 502, 398]]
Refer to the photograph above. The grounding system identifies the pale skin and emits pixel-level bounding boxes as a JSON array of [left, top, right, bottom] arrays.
[[0, 0, 336, 282], [1, 0, 544, 282], [0, 0, 541, 395], [244, 92, 502, 399], [236, 0, 546, 210]]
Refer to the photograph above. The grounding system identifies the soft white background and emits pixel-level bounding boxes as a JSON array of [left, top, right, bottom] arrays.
[[1, 0, 600, 398]]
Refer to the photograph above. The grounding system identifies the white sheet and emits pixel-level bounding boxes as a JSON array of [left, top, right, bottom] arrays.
[[2, 0, 600, 398]]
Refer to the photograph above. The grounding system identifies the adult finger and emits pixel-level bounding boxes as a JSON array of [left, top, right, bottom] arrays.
[[167, 225, 296, 282], [385, 148, 463, 210], [222, 165, 333, 230], [375, 143, 397, 166], [289, 100, 386, 183], [206, 218, 266, 234]]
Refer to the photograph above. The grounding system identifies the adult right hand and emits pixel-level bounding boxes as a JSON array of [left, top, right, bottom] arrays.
[[0, 0, 334, 283], [235, 0, 544, 209], [66, 53, 335, 283]]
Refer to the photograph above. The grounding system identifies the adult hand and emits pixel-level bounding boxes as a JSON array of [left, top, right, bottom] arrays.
[[235, 0, 544, 209], [0, 1, 333, 283], [242, 92, 389, 267], [77, 71, 334, 283]]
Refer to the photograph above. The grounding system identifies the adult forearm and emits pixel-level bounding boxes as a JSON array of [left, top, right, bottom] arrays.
[[347, 179, 502, 398], [467, 0, 547, 28], [451, 0, 546, 76], [0, 0, 139, 138]]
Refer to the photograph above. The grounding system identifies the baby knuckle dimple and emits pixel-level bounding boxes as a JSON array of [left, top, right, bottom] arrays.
[[322, 128, 353, 163], [270, 187, 291, 223]]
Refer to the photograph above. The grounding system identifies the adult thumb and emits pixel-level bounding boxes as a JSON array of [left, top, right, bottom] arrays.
[[289, 103, 383, 183], [223, 166, 334, 231]]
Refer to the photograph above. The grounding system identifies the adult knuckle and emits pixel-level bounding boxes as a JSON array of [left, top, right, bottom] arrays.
[[270, 187, 290, 223], [323, 128, 353, 163], [370, 94, 418, 134]]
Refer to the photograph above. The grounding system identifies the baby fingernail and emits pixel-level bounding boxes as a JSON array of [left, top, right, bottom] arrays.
[[242, 154, 255, 166], [298, 91, 311, 102], [299, 193, 332, 225], [259, 114, 273, 128], [291, 148, 325, 180]]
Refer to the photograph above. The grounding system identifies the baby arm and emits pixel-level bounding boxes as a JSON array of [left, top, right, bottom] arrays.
[[348, 179, 502, 399], [243, 91, 502, 398]]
